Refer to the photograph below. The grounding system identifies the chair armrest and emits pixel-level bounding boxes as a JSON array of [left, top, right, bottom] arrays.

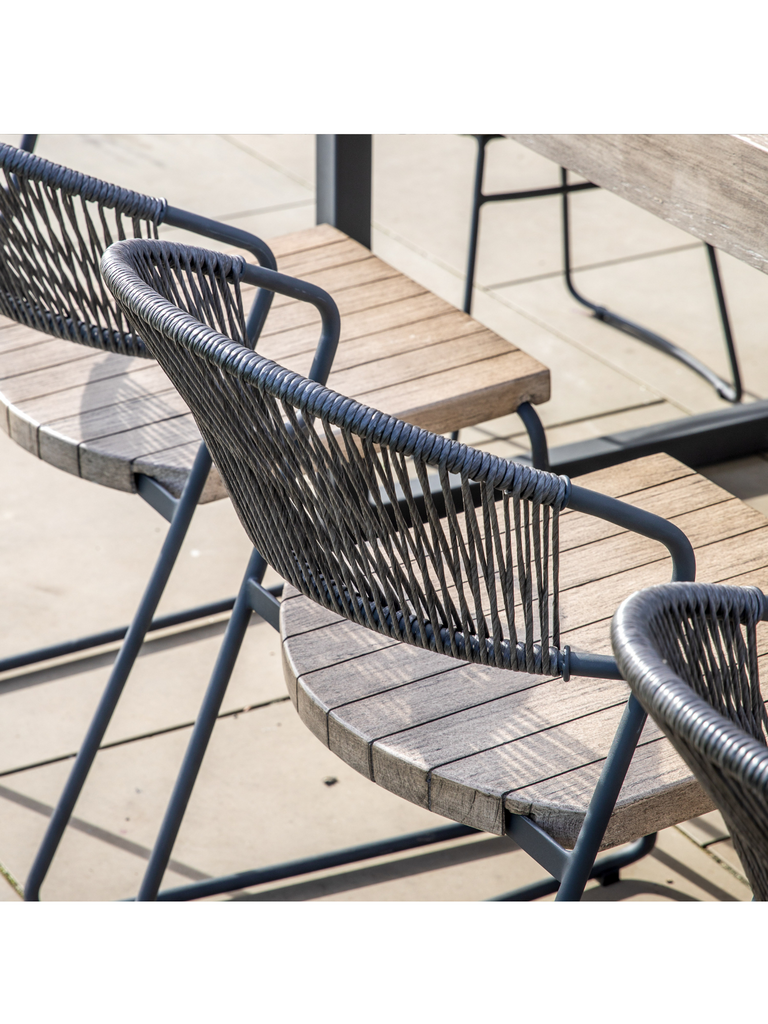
[[239, 263, 340, 386], [568, 483, 696, 583]]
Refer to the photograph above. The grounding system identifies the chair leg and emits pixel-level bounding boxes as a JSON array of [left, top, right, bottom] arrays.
[[516, 401, 550, 471], [452, 135, 491, 445], [451, 402, 549, 470], [135, 547, 268, 901], [23, 443, 213, 901], [561, 167, 742, 403], [705, 243, 742, 401], [463, 135, 493, 317], [555, 694, 649, 901], [488, 832, 657, 900]]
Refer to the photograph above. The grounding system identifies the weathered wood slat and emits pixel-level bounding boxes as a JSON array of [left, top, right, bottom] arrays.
[[0, 336, 99, 380], [259, 275, 427, 337], [78, 413, 202, 492], [282, 454, 768, 846], [426, 709, 662, 838], [0, 323, 51, 355], [282, 329, 513, 401], [259, 254, 400, 306], [0, 226, 549, 498], [509, 134, 768, 274], [256, 294, 453, 365], [361, 352, 549, 433], [130, 440, 227, 503], [501, 736, 718, 850], [277, 236, 369, 276], [0, 349, 147, 407], [18, 363, 170, 425], [268, 223, 348, 260]]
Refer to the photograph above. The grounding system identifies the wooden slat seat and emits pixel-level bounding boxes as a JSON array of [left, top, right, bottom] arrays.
[[0, 224, 549, 502], [281, 453, 768, 850]]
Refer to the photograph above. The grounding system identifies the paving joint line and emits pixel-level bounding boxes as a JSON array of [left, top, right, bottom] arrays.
[[673, 823, 751, 893], [0, 695, 291, 779], [0, 858, 23, 899], [220, 135, 315, 191], [485, 241, 704, 291], [480, 287, 698, 417]]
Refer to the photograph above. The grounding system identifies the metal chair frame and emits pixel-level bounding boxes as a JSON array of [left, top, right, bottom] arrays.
[[6, 138, 552, 901], [464, 134, 743, 404], [0, 141, 282, 899], [102, 238, 697, 902], [0, 139, 275, 675], [612, 582, 768, 900]]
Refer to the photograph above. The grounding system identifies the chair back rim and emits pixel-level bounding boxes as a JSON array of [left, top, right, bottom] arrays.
[[100, 236, 571, 508], [612, 582, 768, 785], [0, 142, 167, 223]]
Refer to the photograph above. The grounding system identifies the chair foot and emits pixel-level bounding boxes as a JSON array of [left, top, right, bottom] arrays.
[[597, 869, 621, 887], [488, 832, 657, 901]]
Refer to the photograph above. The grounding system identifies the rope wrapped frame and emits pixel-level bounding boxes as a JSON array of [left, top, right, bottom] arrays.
[[612, 582, 768, 899], [102, 238, 571, 675], [0, 143, 167, 357]]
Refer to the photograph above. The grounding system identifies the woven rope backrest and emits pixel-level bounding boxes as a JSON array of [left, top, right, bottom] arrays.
[[612, 583, 768, 899], [103, 239, 570, 674], [0, 143, 167, 357]]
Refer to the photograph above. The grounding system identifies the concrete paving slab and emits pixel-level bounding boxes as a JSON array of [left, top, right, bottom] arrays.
[[705, 838, 749, 886], [0, 614, 287, 776], [470, 287, 663, 426], [0, 134, 316, 264], [225, 135, 315, 190], [471, 437, 528, 459], [372, 136, 692, 290], [0, 761, 204, 901], [2, 693, 752, 902], [491, 248, 749, 415], [0, 427, 256, 658], [18, 134, 313, 221], [507, 400, 683, 450], [677, 810, 730, 848], [227, 832, 550, 902], [711, 250, 768, 393], [699, 455, 768, 518], [0, 702, 452, 900], [576, 826, 752, 902], [226, 822, 753, 902]]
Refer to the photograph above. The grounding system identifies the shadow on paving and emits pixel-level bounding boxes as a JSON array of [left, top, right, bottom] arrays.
[[229, 835, 542, 901]]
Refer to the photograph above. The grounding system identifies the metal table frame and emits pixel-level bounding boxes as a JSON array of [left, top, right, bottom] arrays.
[[316, 135, 768, 477]]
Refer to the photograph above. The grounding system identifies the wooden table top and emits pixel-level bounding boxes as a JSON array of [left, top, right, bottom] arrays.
[[0, 225, 549, 501], [281, 453, 768, 849], [509, 135, 768, 274]]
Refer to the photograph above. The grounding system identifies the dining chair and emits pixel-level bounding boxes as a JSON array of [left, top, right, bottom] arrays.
[[0, 140, 276, 660], [6, 139, 557, 900], [612, 581, 768, 900], [464, 135, 742, 403], [102, 236, 699, 901], [0, 141, 289, 898]]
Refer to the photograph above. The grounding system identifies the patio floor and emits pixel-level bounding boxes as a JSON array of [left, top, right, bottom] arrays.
[[1, 133, 765, 901]]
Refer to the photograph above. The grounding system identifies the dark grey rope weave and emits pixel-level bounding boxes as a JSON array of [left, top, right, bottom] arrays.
[[0, 143, 168, 357], [102, 239, 570, 675], [612, 582, 768, 899]]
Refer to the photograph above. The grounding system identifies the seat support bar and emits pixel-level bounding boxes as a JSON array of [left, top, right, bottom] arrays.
[[126, 823, 479, 901], [488, 833, 657, 901]]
